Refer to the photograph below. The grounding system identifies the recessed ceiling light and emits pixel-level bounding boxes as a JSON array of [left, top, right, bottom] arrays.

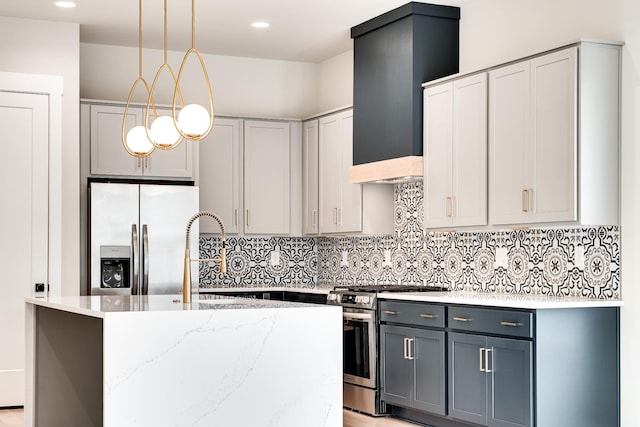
[[55, 1, 76, 8], [251, 22, 270, 29]]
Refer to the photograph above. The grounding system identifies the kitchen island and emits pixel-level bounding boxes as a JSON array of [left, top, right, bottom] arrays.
[[24, 294, 343, 427]]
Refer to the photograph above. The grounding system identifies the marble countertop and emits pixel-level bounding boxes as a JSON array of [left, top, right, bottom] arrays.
[[377, 291, 624, 309], [200, 286, 332, 295], [25, 294, 334, 319]]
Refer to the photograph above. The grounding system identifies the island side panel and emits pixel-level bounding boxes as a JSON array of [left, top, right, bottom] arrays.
[[34, 306, 103, 427], [102, 305, 343, 427], [536, 307, 620, 427]]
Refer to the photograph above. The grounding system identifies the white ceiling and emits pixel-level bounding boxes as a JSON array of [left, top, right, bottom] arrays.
[[0, 0, 467, 63]]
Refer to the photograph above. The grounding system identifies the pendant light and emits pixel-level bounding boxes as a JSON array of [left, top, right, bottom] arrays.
[[144, 0, 184, 149], [122, 0, 155, 158], [172, 0, 215, 141]]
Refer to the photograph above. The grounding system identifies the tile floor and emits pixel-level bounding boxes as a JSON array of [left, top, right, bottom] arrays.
[[1, 407, 417, 427]]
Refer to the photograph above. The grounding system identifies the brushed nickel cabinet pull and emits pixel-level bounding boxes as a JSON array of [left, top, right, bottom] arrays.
[[337, 208, 342, 225], [522, 189, 528, 212], [500, 321, 522, 327], [312, 210, 317, 227], [403, 337, 409, 359], [407, 338, 415, 360], [234, 209, 238, 227], [383, 310, 398, 315], [420, 313, 438, 319], [479, 348, 485, 372], [446, 197, 452, 217], [485, 348, 493, 373], [453, 316, 471, 322], [246, 210, 249, 227]]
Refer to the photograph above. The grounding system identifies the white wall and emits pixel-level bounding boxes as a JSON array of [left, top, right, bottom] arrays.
[[317, 49, 353, 113], [0, 17, 80, 297], [317, 1, 639, 425], [80, 43, 319, 119]]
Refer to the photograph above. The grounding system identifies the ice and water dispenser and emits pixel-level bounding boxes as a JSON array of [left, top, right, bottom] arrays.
[[99, 245, 131, 290]]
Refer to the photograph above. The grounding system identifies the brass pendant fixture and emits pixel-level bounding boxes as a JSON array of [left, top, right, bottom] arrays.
[[171, 0, 215, 141], [122, 0, 156, 158], [144, 0, 185, 150]]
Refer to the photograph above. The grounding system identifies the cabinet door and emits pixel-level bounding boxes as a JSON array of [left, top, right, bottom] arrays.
[[424, 82, 454, 228], [380, 325, 412, 407], [448, 332, 488, 425], [199, 117, 241, 234], [302, 120, 319, 235], [488, 337, 533, 427], [318, 114, 340, 233], [90, 104, 142, 176], [453, 73, 488, 227], [530, 47, 577, 223], [337, 111, 362, 233], [412, 329, 446, 416], [243, 120, 290, 235], [489, 61, 530, 225]]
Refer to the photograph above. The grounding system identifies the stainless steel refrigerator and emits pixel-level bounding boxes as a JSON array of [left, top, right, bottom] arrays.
[[89, 182, 199, 296]]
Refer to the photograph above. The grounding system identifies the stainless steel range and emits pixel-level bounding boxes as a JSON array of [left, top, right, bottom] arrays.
[[327, 285, 448, 416]]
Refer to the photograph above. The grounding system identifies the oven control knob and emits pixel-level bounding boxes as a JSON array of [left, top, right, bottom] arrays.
[[355, 296, 363, 303], [361, 296, 371, 305]]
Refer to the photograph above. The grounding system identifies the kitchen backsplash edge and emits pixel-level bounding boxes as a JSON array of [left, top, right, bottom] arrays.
[[200, 182, 620, 299]]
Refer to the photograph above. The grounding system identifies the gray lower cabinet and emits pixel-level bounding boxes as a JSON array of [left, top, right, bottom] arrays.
[[448, 332, 532, 427], [380, 301, 619, 427], [380, 325, 446, 416]]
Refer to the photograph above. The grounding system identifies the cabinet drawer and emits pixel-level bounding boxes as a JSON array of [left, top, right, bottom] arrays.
[[448, 306, 533, 338], [379, 301, 445, 328]]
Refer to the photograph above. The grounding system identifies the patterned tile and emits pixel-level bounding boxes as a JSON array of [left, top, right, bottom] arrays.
[[200, 181, 620, 299]]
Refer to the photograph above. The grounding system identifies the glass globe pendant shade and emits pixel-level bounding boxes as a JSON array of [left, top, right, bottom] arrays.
[[177, 104, 211, 139], [125, 125, 154, 155], [149, 115, 182, 148]]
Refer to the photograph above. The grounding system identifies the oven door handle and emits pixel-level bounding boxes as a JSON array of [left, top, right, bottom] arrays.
[[343, 312, 373, 321]]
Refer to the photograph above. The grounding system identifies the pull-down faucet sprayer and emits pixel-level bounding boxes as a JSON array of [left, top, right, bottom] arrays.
[[183, 211, 226, 303]]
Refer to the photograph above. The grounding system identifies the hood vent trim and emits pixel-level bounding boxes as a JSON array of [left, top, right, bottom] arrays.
[[350, 156, 423, 184]]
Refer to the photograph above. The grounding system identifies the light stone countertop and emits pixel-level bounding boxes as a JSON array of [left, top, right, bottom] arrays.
[[25, 293, 329, 319], [199, 286, 332, 295], [377, 291, 623, 309]]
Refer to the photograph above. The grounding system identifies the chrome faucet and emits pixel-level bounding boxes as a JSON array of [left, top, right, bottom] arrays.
[[183, 211, 227, 303]]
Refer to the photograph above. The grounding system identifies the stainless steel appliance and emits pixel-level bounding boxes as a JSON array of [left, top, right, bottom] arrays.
[[88, 181, 199, 296], [327, 285, 448, 416]]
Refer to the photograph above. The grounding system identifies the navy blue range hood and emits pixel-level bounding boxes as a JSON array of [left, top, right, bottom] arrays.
[[350, 2, 460, 183]]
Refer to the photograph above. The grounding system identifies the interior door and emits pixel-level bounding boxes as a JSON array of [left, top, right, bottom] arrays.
[[0, 91, 49, 407]]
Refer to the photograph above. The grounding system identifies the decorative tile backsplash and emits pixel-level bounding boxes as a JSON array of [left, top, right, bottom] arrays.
[[201, 181, 620, 298], [199, 237, 318, 288]]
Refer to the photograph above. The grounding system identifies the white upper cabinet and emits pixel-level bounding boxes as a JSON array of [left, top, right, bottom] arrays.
[[424, 72, 487, 228], [303, 109, 392, 236], [199, 117, 242, 234], [302, 119, 319, 235], [88, 103, 194, 179], [489, 48, 576, 225], [488, 42, 620, 226], [243, 120, 291, 235]]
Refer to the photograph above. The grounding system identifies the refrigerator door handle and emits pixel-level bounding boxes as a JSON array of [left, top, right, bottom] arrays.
[[131, 224, 139, 295], [142, 224, 149, 295]]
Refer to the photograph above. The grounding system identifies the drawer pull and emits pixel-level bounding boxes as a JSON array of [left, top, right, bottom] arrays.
[[500, 321, 523, 327], [453, 316, 471, 322], [420, 313, 439, 319], [383, 310, 398, 315]]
